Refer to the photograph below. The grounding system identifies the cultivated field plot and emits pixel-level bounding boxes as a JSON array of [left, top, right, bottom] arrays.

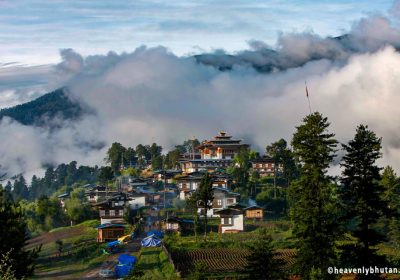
[[171, 248, 296, 277]]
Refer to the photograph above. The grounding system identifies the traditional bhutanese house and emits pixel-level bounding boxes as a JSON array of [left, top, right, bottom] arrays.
[[96, 223, 126, 242], [129, 177, 151, 189], [96, 193, 129, 224], [86, 185, 118, 204], [57, 192, 69, 208], [179, 159, 232, 174], [199, 187, 240, 217], [153, 170, 182, 184], [175, 172, 203, 200], [179, 132, 249, 173], [211, 173, 231, 188], [162, 217, 181, 232], [176, 172, 231, 200], [162, 217, 194, 233], [96, 192, 147, 224], [215, 208, 244, 233], [250, 156, 283, 177], [244, 205, 264, 220]]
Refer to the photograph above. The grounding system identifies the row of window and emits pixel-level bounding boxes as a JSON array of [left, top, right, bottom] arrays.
[[253, 163, 274, 168], [214, 198, 235, 207], [100, 209, 122, 217]]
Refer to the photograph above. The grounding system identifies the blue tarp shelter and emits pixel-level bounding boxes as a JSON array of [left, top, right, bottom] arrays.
[[106, 240, 121, 248], [147, 230, 163, 239], [115, 254, 137, 278], [118, 254, 137, 265], [141, 234, 162, 247]]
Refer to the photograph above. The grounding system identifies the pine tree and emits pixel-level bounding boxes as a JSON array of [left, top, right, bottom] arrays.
[[0, 188, 40, 278], [29, 175, 41, 201], [381, 166, 400, 263], [288, 112, 339, 279], [106, 142, 127, 174], [0, 184, 13, 204], [266, 139, 287, 198], [12, 176, 29, 201], [340, 125, 386, 279], [193, 173, 214, 239], [244, 229, 286, 280]]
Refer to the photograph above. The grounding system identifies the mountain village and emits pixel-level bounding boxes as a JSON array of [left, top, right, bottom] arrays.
[[22, 131, 294, 279]]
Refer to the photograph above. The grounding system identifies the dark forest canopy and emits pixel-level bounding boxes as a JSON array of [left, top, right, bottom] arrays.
[[0, 88, 84, 126]]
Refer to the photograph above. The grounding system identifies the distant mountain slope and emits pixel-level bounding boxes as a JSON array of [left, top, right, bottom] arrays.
[[0, 88, 83, 126]]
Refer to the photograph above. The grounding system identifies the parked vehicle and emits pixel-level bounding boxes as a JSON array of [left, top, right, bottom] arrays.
[[99, 268, 115, 278]]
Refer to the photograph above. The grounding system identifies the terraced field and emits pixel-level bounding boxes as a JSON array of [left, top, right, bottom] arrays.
[[171, 248, 296, 277]]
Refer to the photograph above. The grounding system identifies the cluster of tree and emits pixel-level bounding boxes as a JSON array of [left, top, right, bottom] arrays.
[[241, 113, 400, 280], [106, 142, 163, 173], [2, 161, 100, 202], [288, 113, 400, 279], [18, 187, 96, 235], [105, 138, 202, 175], [0, 187, 41, 279], [225, 141, 297, 215]]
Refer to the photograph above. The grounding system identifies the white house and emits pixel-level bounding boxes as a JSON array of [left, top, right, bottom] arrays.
[[176, 172, 203, 200], [96, 192, 146, 224], [214, 208, 244, 233], [176, 172, 231, 201], [199, 187, 240, 217]]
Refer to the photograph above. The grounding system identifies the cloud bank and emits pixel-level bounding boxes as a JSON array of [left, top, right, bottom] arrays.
[[3, 9, 400, 178]]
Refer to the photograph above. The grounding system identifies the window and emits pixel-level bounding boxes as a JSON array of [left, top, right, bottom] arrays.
[[105, 210, 110, 216], [222, 217, 231, 225], [227, 198, 234, 205], [100, 210, 105, 217], [115, 210, 120, 216], [217, 199, 222, 206], [167, 223, 179, 230], [110, 210, 115, 216]]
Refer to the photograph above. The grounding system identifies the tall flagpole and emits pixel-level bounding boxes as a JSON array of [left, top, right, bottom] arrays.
[[305, 81, 312, 114]]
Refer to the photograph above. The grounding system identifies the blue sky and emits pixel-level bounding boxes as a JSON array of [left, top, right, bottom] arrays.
[[0, 0, 395, 65]]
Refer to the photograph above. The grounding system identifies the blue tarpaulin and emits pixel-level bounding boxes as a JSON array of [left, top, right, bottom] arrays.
[[147, 230, 163, 239], [105, 240, 121, 248], [141, 235, 162, 247], [118, 254, 137, 265], [115, 254, 137, 278], [115, 264, 131, 278]]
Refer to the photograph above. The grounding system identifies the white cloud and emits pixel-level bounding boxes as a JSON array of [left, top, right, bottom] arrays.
[[2, 5, 400, 178]]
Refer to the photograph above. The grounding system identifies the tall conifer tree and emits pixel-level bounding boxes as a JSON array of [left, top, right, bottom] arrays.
[[340, 125, 386, 279], [289, 112, 339, 279]]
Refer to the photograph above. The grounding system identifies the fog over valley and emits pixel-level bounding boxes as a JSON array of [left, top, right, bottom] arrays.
[[3, 7, 400, 178]]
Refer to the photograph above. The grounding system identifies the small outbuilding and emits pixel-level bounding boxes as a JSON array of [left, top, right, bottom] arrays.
[[244, 205, 264, 220], [162, 217, 182, 232], [215, 208, 244, 234], [96, 223, 126, 242], [161, 217, 194, 233]]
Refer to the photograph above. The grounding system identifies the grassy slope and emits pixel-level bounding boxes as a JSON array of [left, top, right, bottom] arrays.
[[28, 220, 108, 279], [135, 247, 179, 280]]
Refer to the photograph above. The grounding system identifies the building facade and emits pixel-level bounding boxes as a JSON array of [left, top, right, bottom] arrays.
[[180, 132, 249, 173], [250, 156, 283, 177]]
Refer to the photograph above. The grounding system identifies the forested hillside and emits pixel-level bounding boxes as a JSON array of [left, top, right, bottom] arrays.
[[0, 88, 83, 125]]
